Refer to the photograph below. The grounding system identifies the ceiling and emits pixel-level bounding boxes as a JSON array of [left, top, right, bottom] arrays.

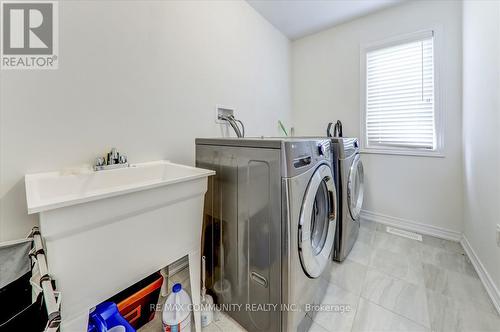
[[246, 0, 405, 40]]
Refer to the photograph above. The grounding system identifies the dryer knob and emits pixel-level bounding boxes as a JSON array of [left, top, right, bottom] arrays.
[[318, 144, 326, 156]]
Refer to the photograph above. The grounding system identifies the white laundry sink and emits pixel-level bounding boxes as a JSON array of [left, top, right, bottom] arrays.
[[25, 160, 213, 214], [25, 160, 214, 331]]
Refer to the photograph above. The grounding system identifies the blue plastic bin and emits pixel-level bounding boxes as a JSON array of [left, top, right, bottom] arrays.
[[88, 302, 135, 332]]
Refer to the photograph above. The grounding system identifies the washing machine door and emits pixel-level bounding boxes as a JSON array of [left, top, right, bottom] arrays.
[[348, 154, 364, 220], [298, 164, 337, 278]]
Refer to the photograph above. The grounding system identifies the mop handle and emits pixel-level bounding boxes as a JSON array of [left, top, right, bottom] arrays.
[[202, 256, 207, 300]]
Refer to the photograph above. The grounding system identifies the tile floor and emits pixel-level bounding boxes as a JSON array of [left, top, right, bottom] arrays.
[[141, 220, 500, 332], [313, 220, 500, 332]]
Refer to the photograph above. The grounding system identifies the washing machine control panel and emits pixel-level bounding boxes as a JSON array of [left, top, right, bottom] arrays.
[[283, 139, 331, 177], [317, 141, 330, 157]]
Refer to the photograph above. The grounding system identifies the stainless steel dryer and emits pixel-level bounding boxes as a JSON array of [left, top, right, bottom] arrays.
[[195, 138, 337, 332], [331, 138, 364, 262]]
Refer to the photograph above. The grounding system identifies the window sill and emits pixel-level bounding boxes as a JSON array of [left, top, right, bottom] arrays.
[[360, 148, 445, 158]]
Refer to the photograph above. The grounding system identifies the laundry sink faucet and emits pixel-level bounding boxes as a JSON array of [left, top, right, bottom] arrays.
[[94, 147, 129, 171]]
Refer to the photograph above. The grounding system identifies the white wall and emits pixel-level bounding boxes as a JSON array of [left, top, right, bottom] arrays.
[[462, 0, 500, 298], [292, 0, 463, 234], [0, 0, 291, 241]]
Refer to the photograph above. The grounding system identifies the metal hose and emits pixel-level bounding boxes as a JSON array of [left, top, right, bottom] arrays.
[[219, 115, 244, 138]]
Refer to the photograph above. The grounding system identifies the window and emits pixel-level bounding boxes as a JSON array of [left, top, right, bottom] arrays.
[[361, 30, 442, 156]]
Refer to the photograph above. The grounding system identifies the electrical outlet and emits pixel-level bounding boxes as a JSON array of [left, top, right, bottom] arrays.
[[497, 224, 500, 248]]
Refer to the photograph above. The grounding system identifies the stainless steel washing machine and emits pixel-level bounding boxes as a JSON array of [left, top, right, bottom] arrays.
[[331, 138, 364, 262], [195, 137, 337, 332]]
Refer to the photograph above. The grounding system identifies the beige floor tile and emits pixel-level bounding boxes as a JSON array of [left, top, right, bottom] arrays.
[[329, 259, 368, 295], [422, 263, 496, 314], [360, 219, 376, 231], [374, 222, 387, 233], [361, 269, 430, 328], [419, 244, 477, 278], [425, 289, 461, 332], [213, 311, 246, 332], [421, 234, 465, 254], [371, 230, 422, 259], [426, 289, 500, 332], [459, 303, 500, 331], [357, 226, 375, 246], [368, 247, 424, 285], [347, 240, 372, 266], [308, 320, 330, 332], [312, 282, 360, 332], [351, 298, 429, 332]]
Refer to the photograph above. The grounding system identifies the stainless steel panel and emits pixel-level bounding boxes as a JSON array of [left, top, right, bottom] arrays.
[[196, 144, 281, 332], [197, 137, 331, 178], [331, 138, 363, 262], [331, 137, 359, 160], [196, 137, 283, 149], [280, 179, 291, 332], [196, 138, 334, 331]]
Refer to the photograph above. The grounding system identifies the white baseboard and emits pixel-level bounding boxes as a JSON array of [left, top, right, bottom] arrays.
[[461, 235, 500, 315], [360, 209, 462, 242]]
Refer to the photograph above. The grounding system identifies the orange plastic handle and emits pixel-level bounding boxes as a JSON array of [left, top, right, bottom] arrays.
[[123, 306, 141, 325]]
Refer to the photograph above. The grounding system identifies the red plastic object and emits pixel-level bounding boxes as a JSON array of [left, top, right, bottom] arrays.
[[107, 272, 163, 330]]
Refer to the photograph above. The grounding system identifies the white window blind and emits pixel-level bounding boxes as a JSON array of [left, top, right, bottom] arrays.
[[365, 32, 436, 150]]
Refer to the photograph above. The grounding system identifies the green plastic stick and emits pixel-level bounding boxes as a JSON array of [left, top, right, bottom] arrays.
[[278, 120, 288, 136]]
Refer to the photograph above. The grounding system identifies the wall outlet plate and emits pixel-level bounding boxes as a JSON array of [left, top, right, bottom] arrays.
[[215, 105, 235, 124]]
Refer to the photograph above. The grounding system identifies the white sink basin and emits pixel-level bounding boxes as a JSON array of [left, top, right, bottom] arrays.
[[25, 160, 214, 214], [25, 160, 214, 331]]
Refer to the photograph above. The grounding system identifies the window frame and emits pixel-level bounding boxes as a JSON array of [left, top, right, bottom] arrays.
[[359, 28, 445, 158]]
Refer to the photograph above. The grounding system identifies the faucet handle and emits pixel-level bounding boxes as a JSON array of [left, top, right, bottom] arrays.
[[95, 157, 105, 166], [119, 155, 127, 164]]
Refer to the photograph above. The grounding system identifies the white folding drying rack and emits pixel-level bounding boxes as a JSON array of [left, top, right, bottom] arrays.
[[28, 227, 62, 332]]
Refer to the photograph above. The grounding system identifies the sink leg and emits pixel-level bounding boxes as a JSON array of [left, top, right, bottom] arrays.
[[189, 250, 201, 332]]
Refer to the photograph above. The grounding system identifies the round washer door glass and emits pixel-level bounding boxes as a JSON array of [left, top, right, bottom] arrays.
[[348, 154, 364, 220], [299, 164, 337, 278]]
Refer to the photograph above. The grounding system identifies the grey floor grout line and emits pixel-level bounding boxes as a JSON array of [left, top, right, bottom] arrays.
[[349, 250, 431, 329], [318, 261, 369, 332], [361, 296, 430, 330], [349, 291, 363, 332], [349, 226, 437, 330], [364, 264, 424, 288], [422, 284, 433, 331]]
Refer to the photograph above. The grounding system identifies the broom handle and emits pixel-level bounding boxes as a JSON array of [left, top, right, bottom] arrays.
[[201, 256, 207, 301]]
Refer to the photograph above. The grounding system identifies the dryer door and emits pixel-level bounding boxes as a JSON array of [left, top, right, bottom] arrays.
[[298, 164, 337, 278], [348, 154, 364, 220]]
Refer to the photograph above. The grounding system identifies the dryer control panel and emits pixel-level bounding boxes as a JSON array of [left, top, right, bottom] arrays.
[[282, 139, 331, 178]]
